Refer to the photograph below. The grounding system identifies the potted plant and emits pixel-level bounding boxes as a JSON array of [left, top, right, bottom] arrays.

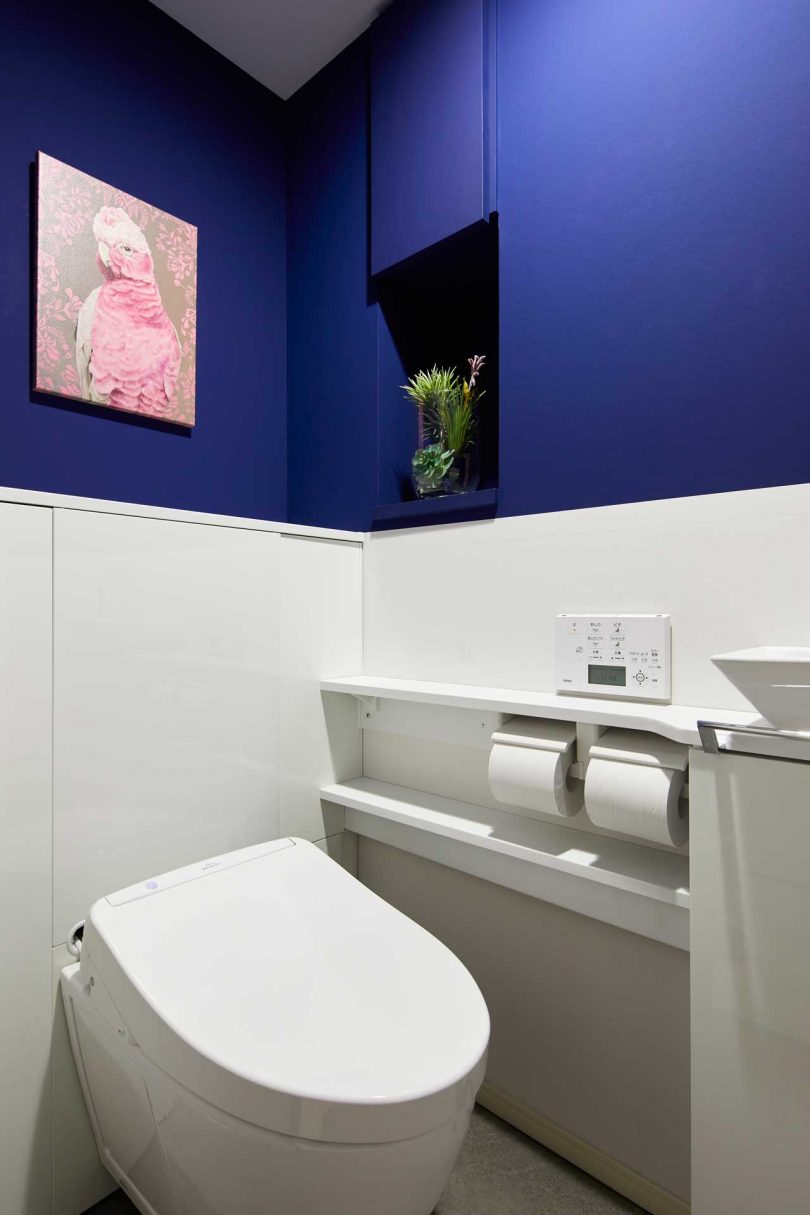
[[402, 355, 486, 499], [410, 444, 456, 496]]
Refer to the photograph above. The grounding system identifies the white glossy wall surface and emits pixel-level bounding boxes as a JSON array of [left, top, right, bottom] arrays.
[[52, 510, 281, 943], [363, 483, 810, 709], [690, 750, 810, 1214], [360, 838, 691, 1203], [0, 504, 53, 1215]]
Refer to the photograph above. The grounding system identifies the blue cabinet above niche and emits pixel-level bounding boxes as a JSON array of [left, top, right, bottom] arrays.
[[371, 0, 496, 275]]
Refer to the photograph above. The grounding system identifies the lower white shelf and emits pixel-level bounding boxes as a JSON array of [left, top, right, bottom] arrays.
[[321, 778, 690, 951]]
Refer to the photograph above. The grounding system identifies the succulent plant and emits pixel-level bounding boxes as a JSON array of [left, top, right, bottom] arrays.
[[411, 443, 455, 495]]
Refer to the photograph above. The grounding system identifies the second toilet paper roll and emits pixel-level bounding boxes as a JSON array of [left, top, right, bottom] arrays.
[[585, 729, 689, 847], [489, 717, 583, 818]]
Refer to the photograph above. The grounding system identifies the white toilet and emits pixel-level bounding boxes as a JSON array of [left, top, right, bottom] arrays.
[[61, 837, 490, 1215]]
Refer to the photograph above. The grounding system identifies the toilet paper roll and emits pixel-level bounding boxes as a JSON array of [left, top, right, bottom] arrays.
[[489, 718, 583, 818], [585, 759, 688, 846]]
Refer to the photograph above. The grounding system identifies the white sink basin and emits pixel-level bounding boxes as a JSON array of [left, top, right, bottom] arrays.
[[712, 647, 810, 731]]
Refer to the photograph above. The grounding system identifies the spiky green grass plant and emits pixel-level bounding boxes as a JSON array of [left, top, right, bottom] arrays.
[[401, 365, 460, 444], [402, 356, 486, 456]]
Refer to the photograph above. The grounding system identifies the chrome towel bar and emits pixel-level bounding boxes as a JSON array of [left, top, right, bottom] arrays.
[[698, 720, 810, 765]]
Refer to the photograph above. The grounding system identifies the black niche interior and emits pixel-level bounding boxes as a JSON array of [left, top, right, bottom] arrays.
[[374, 217, 499, 525]]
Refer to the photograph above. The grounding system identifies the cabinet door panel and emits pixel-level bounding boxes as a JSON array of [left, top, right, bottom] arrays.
[[691, 749, 810, 1214], [371, 0, 491, 273], [53, 510, 280, 941], [0, 503, 53, 1215], [279, 536, 362, 842]]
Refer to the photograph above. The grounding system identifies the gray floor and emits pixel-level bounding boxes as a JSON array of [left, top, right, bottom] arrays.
[[89, 1106, 644, 1215]]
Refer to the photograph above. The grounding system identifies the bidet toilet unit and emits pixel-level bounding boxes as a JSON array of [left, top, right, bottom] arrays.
[[61, 838, 490, 1215]]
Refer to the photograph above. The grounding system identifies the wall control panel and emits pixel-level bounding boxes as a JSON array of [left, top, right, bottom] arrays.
[[555, 614, 671, 701]]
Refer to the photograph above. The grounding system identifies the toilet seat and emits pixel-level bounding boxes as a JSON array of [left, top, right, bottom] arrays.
[[80, 838, 490, 1145]]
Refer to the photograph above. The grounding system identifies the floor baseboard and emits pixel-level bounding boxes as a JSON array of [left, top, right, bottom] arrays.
[[476, 1082, 690, 1215]]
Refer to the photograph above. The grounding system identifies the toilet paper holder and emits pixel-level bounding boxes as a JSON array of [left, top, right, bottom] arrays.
[[489, 718, 690, 843], [492, 718, 690, 794], [584, 728, 690, 846], [571, 722, 689, 798], [586, 726, 689, 791], [489, 717, 585, 818], [569, 723, 607, 781]]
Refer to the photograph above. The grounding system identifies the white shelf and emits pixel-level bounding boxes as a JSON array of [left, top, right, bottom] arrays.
[[322, 777, 690, 950], [320, 674, 755, 745]]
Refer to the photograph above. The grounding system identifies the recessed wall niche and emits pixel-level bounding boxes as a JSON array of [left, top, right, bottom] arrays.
[[374, 217, 499, 527]]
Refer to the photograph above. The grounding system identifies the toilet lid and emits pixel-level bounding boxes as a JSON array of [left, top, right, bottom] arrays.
[[83, 838, 490, 1144]]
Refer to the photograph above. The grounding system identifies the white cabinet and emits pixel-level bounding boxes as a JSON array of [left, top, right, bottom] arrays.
[[691, 749, 810, 1213], [53, 510, 281, 942], [279, 536, 362, 842], [0, 494, 361, 1215], [0, 504, 53, 1215]]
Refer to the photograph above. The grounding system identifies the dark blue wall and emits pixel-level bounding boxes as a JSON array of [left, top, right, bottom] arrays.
[[286, 39, 378, 531], [1, 0, 287, 519], [287, 0, 810, 531], [498, 0, 810, 518], [5, 0, 809, 529]]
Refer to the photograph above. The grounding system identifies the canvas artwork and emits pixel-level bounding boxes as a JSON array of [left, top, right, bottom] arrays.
[[35, 152, 197, 426]]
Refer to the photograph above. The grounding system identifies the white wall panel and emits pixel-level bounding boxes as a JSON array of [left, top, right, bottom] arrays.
[[53, 510, 280, 943], [363, 483, 810, 709], [360, 838, 691, 1203], [313, 830, 359, 875], [0, 503, 53, 1215], [691, 750, 810, 1214], [279, 537, 362, 841]]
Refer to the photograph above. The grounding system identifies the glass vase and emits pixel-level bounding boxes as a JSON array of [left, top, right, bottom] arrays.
[[444, 447, 480, 495], [411, 441, 480, 499]]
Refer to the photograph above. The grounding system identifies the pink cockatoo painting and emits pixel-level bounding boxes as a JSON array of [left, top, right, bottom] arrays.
[[35, 153, 197, 426], [76, 207, 182, 416]]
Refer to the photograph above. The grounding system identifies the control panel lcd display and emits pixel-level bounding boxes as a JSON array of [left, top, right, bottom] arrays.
[[588, 664, 626, 687]]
